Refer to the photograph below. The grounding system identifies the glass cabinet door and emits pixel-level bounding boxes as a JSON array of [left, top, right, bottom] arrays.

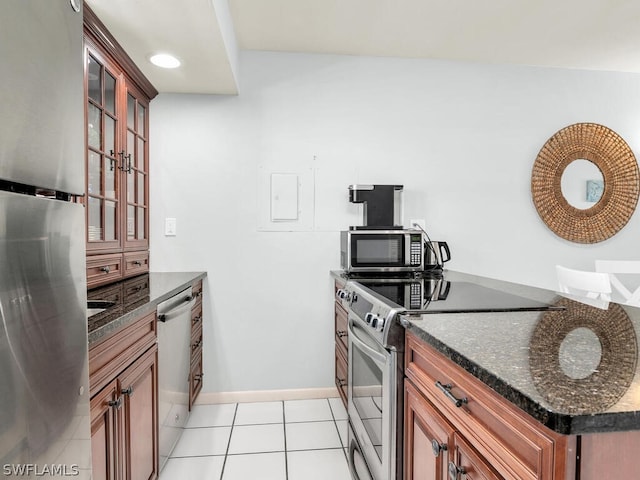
[[86, 51, 122, 252], [123, 84, 149, 250]]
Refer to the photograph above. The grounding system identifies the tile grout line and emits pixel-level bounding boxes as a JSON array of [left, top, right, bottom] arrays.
[[327, 398, 349, 463], [218, 402, 239, 480], [282, 400, 289, 480], [168, 399, 349, 479]]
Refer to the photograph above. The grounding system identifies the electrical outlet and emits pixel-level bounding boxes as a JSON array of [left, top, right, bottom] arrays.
[[410, 219, 426, 230], [165, 218, 177, 236]]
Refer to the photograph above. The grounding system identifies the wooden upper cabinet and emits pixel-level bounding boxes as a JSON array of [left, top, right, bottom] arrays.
[[122, 82, 149, 252], [83, 4, 157, 288], [85, 48, 124, 254]]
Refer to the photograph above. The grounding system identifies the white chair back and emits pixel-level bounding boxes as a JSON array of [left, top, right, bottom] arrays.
[[556, 265, 612, 301], [595, 260, 640, 306]]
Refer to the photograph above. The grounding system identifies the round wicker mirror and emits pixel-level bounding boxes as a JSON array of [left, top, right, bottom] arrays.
[[531, 123, 640, 243]]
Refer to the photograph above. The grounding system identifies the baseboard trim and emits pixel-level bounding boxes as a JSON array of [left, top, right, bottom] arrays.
[[195, 387, 340, 405]]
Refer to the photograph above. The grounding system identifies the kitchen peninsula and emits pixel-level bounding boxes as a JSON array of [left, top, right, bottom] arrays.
[[336, 269, 640, 479]]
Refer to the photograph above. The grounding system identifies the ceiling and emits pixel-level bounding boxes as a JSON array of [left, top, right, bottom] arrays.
[[86, 0, 640, 95]]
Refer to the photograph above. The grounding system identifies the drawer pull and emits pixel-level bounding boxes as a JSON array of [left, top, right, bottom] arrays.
[[194, 373, 203, 381], [431, 439, 447, 457], [435, 381, 467, 408], [336, 330, 347, 338], [448, 461, 465, 480], [100, 266, 110, 274], [337, 378, 347, 387], [133, 260, 142, 266], [192, 315, 202, 324]]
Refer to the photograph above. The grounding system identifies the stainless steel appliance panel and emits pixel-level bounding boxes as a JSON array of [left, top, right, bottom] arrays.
[[348, 421, 375, 480], [157, 287, 196, 471], [0, 0, 84, 195], [348, 318, 398, 480], [0, 191, 90, 476]]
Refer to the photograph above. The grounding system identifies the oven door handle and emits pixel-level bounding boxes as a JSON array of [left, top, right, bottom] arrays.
[[349, 438, 373, 480], [348, 318, 388, 367]]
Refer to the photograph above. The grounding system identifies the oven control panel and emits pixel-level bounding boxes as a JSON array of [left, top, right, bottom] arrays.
[[342, 280, 406, 346], [364, 312, 385, 331]]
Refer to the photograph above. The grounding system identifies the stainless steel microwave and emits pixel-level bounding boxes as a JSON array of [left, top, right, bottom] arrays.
[[340, 229, 425, 273]]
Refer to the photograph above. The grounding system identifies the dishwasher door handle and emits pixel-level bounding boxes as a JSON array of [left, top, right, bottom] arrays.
[[158, 295, 196, 322]]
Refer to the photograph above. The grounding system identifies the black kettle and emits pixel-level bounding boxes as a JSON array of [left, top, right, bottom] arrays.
[[424, 241, 451, 269]]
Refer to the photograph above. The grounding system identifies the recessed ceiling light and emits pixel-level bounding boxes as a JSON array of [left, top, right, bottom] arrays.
[[149, 53, 181, 69]]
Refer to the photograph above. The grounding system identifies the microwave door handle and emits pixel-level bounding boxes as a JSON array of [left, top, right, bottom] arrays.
[[348, 318, 388, 367]]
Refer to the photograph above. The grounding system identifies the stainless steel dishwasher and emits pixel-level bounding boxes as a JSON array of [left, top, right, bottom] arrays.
[[157, 286, 196, 471]]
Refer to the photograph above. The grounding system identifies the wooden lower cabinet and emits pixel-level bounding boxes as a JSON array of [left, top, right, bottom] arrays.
[[405, 331, 568, 480], [188, 279, 204, 409], [452, 433, 503, 480], [90, 311, 158, 480], [91, 379, 119, 480], [334, 278, 348, 408], [90, 346, 158, 480], [404, 379, 454, 480], [120, 346, 158, 480], [405, 378, 502, 480], [404, 330, 640, 479], [189, 348, 203, 409]]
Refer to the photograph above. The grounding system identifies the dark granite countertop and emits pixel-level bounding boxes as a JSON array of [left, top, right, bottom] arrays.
[[398, 270, 640, 435], [87, 271, 206, 346]]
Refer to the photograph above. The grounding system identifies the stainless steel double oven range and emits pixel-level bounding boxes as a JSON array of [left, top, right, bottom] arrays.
[[336, 272, 449, 480]]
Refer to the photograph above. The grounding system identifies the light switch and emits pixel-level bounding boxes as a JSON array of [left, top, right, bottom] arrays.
[[165, 217, 177, 236]]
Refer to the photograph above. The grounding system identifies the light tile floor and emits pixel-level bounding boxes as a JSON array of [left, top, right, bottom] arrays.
[[160, 397, 350, 480]]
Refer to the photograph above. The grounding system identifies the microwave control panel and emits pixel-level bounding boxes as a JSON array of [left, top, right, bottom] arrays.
[[410, 234, 423, 266]]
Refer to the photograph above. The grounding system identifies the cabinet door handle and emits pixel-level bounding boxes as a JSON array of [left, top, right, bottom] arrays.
[[108, 397, 122, 410], [100, 266, 110, 274], [337, 378, 347, 387], [108, 150, 118, 171], [192, 315, 201, 325], [431, 439, 447, 457], [435, 381, 467, 408], [194, 373, 203, 381], [448, 461, 465, 480], [336, 330, 347, 338], [117, 151, 132, 173], [121, 386, 134, 397]]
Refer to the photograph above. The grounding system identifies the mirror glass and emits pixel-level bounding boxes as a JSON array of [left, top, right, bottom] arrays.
[[559, 327, 602, 379], [560, 159, 604, 209]]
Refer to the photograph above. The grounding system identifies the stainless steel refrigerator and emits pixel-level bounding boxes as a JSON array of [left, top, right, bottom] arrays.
[[0, 1, 92, 478]]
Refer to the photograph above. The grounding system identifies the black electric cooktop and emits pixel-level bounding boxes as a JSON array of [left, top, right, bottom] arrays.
[[352, 274, 562, 313]]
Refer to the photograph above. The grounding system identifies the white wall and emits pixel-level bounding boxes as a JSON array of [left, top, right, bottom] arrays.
[[150, 51, 640, 394]]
